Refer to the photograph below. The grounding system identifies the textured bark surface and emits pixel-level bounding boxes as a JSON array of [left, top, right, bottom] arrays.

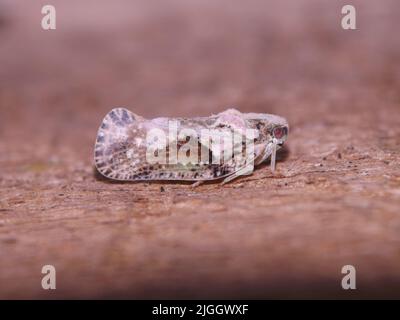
[[0, 0, 399, 298]]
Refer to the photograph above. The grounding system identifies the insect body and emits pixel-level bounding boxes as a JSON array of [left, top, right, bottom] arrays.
[[94, 108, 288, 184]]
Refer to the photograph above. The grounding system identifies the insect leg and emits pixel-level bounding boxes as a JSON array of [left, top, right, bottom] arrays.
[[191, 181, 205, 188], [270, 141, 277, 173], [221, 173, 241, 185], [221, 162, 254, 185]]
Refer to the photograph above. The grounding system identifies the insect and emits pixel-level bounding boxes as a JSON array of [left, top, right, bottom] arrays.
[[94, 108, 289, 185]]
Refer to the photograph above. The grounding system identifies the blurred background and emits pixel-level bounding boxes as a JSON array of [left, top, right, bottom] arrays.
[[0, 0, 399, 299]]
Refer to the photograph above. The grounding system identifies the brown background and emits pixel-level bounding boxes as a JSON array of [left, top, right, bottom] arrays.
[[0, 0, 399, 298]]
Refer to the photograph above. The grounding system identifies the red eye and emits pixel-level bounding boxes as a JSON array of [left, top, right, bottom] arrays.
[[273, 127, 286, 139]]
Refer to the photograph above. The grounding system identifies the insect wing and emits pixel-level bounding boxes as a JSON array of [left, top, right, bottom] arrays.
[[94, 108, 150, 180], [94, 109, 252, 181]]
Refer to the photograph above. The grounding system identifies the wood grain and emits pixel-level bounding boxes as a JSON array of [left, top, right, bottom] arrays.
[[0, 0, 399, 298]]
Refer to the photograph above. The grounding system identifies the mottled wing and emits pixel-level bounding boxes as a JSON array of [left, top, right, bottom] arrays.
[[94, 108, 251, 181], [94, 108, 151, 180]]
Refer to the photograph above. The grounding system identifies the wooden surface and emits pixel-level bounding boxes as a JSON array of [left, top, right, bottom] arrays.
[[0, 0, 399, 298]]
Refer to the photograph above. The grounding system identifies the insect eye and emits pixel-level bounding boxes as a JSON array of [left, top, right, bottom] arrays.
[[273, 127, 287, 139]]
